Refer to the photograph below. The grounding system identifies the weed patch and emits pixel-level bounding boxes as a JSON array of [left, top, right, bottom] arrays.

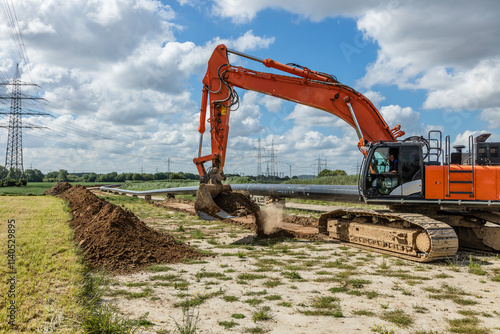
[[380, 308, 414, 328]]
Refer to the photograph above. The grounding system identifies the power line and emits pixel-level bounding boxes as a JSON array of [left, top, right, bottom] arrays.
[[0, 0, 37, 89]]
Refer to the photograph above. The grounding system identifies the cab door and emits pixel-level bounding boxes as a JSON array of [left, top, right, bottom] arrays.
[[362, 144, 423, 198]]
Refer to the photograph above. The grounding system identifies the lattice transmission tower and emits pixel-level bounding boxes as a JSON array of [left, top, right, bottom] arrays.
[[0, 64, 49, 176]]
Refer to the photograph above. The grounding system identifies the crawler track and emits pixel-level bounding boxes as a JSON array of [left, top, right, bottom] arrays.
[[318, 209, 459, 262]]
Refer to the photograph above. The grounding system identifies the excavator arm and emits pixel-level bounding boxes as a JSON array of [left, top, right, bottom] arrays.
[[193, 44, 404, 180]]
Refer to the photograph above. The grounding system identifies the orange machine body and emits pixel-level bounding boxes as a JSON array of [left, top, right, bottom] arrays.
[[425, 165, 500, 201]]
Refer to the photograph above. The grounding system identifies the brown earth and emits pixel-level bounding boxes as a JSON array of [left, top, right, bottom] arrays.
[[45, 183, 203, 274], [157, 193, 324, 240], [43, 181, 72, 196], [282, 213, 319, 226], [213, 191, 261, 217]]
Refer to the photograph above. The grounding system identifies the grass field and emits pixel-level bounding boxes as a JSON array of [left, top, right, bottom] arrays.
[[0, 197, 85, 333], [98, 194, 500, 334], [120, 180, 199, 191], [0, 182, 120, 196]]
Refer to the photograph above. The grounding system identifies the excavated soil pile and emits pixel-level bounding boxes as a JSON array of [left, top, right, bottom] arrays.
[[46, 183, 203, 273], [282, 214, 319, 227], [43, 181, 72, 196], [214, 191, 267, 235]]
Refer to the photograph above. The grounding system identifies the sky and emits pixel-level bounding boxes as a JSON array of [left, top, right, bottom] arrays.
[[0, 0, 499, 176]]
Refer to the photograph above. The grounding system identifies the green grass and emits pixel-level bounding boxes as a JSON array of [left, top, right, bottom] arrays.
[[0, 181, 116, 195], [0, 196, 86, 333], [380, 308, 414, 327], [352, 309, 375, 316], [448, 316, 489, 333], [223, 295, 239, 302], [145, 264, 174, 272], [237, 273, 267, 280], [218, 320, 238, 329], [120, 180, 199, 191], [244, 326, 270, 333], [425, 284, 478, 305], [263, 279, 282, 288], [264, 294, 282, 301], [282, 271, 302, 280], [252, 306, 273, 322], [468, 256, 487, 275], [173, 290, 224, 308], [299, 296, 343, 317], [245, 298, 264, 306], [284, 175, 358, 185]]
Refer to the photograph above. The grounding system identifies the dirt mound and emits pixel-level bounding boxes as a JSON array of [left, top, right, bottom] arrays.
[[44, 182, 73, 196], [214, 191, 269, 235], [282, 214, 318, 227], [56, 185, 203, 274]]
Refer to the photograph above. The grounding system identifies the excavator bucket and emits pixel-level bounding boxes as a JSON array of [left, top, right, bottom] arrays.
[[194, 183, 234, 220]]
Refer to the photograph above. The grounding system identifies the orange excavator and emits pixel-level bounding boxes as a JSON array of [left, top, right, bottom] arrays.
[[193, 44, 500, 261]]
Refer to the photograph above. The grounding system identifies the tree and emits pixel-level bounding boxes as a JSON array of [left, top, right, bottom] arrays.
[[44, 171, 58, 181], [7, 168, 23, 180], [132, 173, 143, 181], [317, 169, 347, 178], [56, 169, 69, 182], [0, 166, 7, 179], [154, 172, 167, 180], [97, 172, 118, 182], [169, 173, 186, 180], [24, 169, 44, 182]]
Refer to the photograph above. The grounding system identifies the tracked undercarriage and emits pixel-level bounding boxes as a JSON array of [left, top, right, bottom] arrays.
[[318, 208, 500, 261], [318, 209, 459, 262]]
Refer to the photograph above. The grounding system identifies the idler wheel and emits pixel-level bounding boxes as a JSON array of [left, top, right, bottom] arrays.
[[416, 232, 431, 253]]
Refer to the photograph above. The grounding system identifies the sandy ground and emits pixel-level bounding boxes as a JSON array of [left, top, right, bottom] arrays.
[[102, 204, 500, 334]]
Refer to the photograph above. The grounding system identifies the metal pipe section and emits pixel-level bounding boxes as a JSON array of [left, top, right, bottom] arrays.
[[227, 48, 265, 64], [100, 184, 199, 196], [100, 183, 361, 202], [230, 184, 361, 202], [345, 100, 363, 140]]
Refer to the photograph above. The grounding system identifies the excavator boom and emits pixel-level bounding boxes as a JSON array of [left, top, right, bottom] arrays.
[[194, 44, 404, 179]]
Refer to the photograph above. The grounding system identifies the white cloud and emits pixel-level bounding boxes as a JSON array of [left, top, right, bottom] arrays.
[[0, 0, 276, 173], [480, 108, 500, 129], [453, 130, 489, 148], [213, 1, 500, 115], [379, 105, 421, 136], [229, 91, 264, 136], [355, 1, 500, 113], [211, 0, 379, 23], [261, 95, 283, 113], [362, 90, 385, 109], [421, 59, 500, 111], [286, 105, 348, 130]]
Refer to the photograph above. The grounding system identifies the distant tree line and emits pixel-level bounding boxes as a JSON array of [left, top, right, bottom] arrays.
[[0, 165, 349, 187], [317, 169, 348, 177]]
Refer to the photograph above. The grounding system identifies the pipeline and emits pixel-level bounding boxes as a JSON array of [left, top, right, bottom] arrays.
[[99, 183, 361, 203]]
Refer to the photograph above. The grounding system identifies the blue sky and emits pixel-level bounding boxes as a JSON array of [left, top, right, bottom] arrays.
[[0, 0, 499, 176]]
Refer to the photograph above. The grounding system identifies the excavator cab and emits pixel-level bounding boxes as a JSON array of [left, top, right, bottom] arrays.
[[362, 141, 424, 199]]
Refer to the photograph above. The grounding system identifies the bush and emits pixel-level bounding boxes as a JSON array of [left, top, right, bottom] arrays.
[[1, 178, 17, 187]]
